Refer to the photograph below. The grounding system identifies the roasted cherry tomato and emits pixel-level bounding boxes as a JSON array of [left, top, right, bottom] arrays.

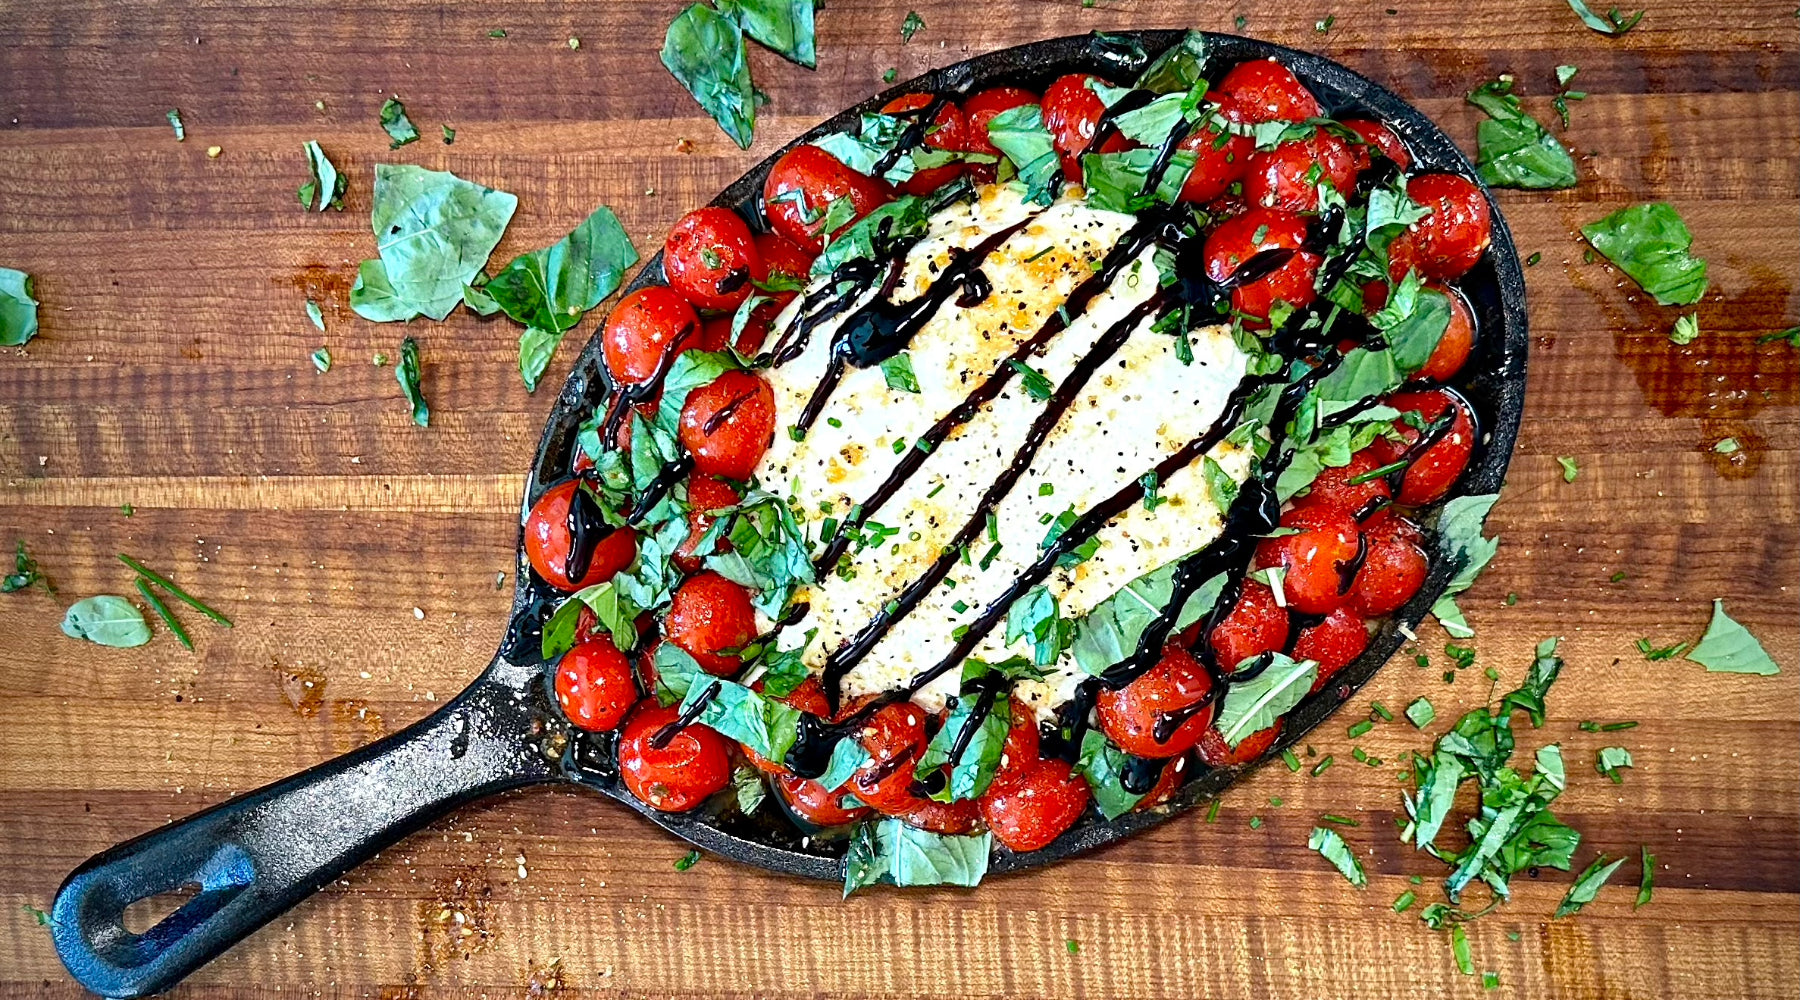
[[1206, 580, 1291, 671], [554, 637, 639, 732], [903, 796, 982, 835], [1041, 73, 1130, 183], [663, 207, 760, 313], [618, 703, 731, 812], [1368, 388, 1476, 505], [1294, 606, 1371, 692], [1349, 511, 1429, 617], [762, 145, 892, 253], [1386, 173, 1491, 282], [673, 474, 741, 572], [1293, 448, 1393, 519], [602, 286, 702, 387], [1202, 207, 1321, 325], [1096, 646, 1218, 758], [1340, 118, 1413, 171], [1133, 752, 1190, 811], [1254, 504, 1361, 615], [754, 231, 814, 311], [1216, 58, 1321, 123], [1177, 93, 1255, 203], [961, 86, 1039, 156], [1195, 718, 1283, 768], [664, 571, 757, 675], [987, 698, 1042, 793], [880, 94, 970, 195], [850, 700, 931, 815], [1360, 280, 1476, 384], [1242, 128, 1358, 212], [978, 757, 1090, 852], [742, 676, 833, 775], [524, 479, 638, 591], [678, 370, 777, 481], [776, 771, 872, 827]]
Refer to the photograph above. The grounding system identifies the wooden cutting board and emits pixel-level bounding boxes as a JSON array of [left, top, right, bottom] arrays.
[[2, 1, 1796, 997]]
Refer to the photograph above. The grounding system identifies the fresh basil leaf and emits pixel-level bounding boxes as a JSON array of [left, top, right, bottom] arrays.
[[61, 595, 152, 648], [1276, 409, 1401, 503], [1005, 585, 1073, 667], [1408, 750, 1466, 849], [166, 108, 185, 142], [816, 734, 872, 792], [0, 268, 40, 347], [1215, 654, 1317, 747], [1069, 559, 1224, 677], [1133, 29, 1208, 94], [310, 346, 332, 373], [681, 677, 802, 762], [653, 642, 709, 705], [539, 595, 585, 661], [1076, 729, 1146, 819], [733, 765, 767, 814], [662, 3, 757, 150], [899, 10, 924, 41], [1466, 77, 1577, 190], [880, 351, 921, 393], [1554, 853, 1625, 918], [717, 0, 815, 68], [751, 636, 812, 698], [463, 277, 503, 317], [984, 105, 1061, 206], [809, 188, 957, 279], [914, 693, 1010, 801], [811, 113, 993, 186], [1201, 456, 1240, 509], [843, 817, 989, 896], [352, 165, 518, 322], [1498, 637, 1564, 727], [1429, 493, 1501, 637], [1684, 599, 1780, 675], [703, 489, 815, 618], [1580, 202, 1709, 306], [517, 327, 561, 393], [304, 298, 326, 332], [298, 141, 346, 212], [1405, 697, 1436, 729], [1308, 826, 1367, 888], [1670, 313, 1699, 345], [486, 205, 638, 335], [378, 96, 420, 148], [1637, 848, 1655, 908], [394, 336, 428, 427], [1080, 149, 1196, 213], [573, 579, 643, 654], [1108, 92, 1192, 147], [1595, 745, 1633, 783], [1564, 0, 1644, 35]]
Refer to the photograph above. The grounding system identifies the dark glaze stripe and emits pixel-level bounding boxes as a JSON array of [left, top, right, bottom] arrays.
[[563, 481, 610, 583], [1336, 532, 1370, 595], [598, 321, 692, 445], [1082, 89, 1157, 159], [626, 455, 695, 525], [1135, 117, 1199, 201], [870, 95, 954, 178], [650, 679, 719, 749]]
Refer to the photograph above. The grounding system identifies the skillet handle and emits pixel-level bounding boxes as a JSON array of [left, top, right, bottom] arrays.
[[50, 664, 558, 999]]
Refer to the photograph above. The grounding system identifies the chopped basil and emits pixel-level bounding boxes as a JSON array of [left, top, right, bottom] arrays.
[[1757, 326, 1800, 348], [1564, 0, 1644, 35], [1068, 559, 1224, 677], [1006, 585, 1073, 667], [914, 691, 1011, 801], [1580, 203, 1709, 306], [983, 105, 1061, 206], [1075, 729, 1147, 819], [1216, 654, 1317, 747], [816, 736, 872, 792], [61, 595, 152, 648], [297, 141, 346, 212], [1635, 637, 1687, 661], [166, 108, 186, 141], [1498, 637, 1563, 727], [662, 3, 757, 149], [675, 849, 702, 871], [1466, 76, 1577, 190], [810, 181, 973, 278], [1393, 889, 1417, 912], [881, 352, 921, 393], [3, 541, 50, 594], [1595, 746, 1633, 783], [882, 67, 897, 84], [1670, 312, 1701, 345], [701, 487, 815, 619], [1451, 925, 1474, 975], [813, 113, 996, 186], [1309, 827, 1367, 888], [1554, 853, 1625, 918], [441, 124, 456, 145], [1636, 847, 1655, 908], [0, 268, 40, 347], [1556, 456, 1580, 482], [1405, 697, 1436, 728], [483, 205, 638, 390], [899, 10, 924, 41], [1713, 436, 1740, 454], [1428, 493, 1501, 639], [680, 676, 802, 762], [351, 165, 518, 322], [1683, 599, 1780, 675], [1080, 148, 1196, 213], [310, 346, 332, 373], [378, 96, 420, 148], [395, 336, 428, 427], [733, 766, 766, 814], [1008, 359, 1054, 401], [844, 818, 989, 896]]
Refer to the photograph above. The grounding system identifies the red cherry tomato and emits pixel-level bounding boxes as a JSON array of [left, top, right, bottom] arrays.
[[1368, 388, 1476, 505], [776, 771, 872, 827], [554, 638, 639, 732], [1202, 207, 1321, 326], [1416, 285, 1475, 383], [1096, 646, 1218, 758], [673, 474, 741, 572], [602, 286, 702, 387], [988, 698, 1042, 793], [754, 231, 814, 312], [1206, 580, 1291, 671], [763, 145, 892, 253], [850, 701, 931, 815], [1216, 58, 1322, 124], [678, 370, 777, 481], [1386, 174, 1491, 282], [1242, 129, 1358, 213], [618, 703, 731, 812], [903, 796, 981, 835], [1041, 73, 1130, 183], [1254, 504, 1361, 615], [1340, 119, 1413, 171], [1293, 448, 1393, 519], [1195, 718, 1283, 768], [741, 676, 833, 775], [524, 480, 638, 592], [1177, 93, 1254, 203], [880, 94, 969, 195], [961, 86, 1039, 156], [1294, 606, 1371, 692], [1349, 511, 1429, 617], [663, 207, 761, 313], [664, 571, 757, 675], [978, 757, 1090, 852], [1133, 752, 1190, 811]]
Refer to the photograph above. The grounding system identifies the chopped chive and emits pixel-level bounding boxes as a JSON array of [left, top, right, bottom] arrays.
[[1352, 747, 1369, 763], [1393, 890, 1416, 912], [1065, 938, 1080, 954], [117, 554, 232, 627], [1311, 755, 1334, 776], [978, 542, 1002, 571], [1348, 719, 1374, 739], [1347, 460, 1407, 485], [674, 850, 701, 871], [927, 483, 945, 498], [1248, 816, 1263, 829], [1268, 796, 1284, 807], [1038, 482, 1054, 496], [134, 577, 192, 650], [1321, 814, 1360, 826], [1371, 702, 1393, 722], [1282, 748, 1301, 772], [1610, 570, 1627, 583], [1205, 799, 1221, 822]]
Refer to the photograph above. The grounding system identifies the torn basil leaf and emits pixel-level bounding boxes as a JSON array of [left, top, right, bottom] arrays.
[[351, 164, 519, 322], [1564, 0, 1644, 35], [843, 817, 989, 897], [1069, 559, 1224, 677], [1498, 637, 1563, 727], [1133, 29, 1208, 94], [984, 105, 1062, 206], [816, 735, 872, 792], [1580, 202, 1709, 306], [1080, 148, 1196, 213], [379, 96, 420, 148], [1466, 77, 1577, 190], [485, 205, 638, 390], [0, 268, 40, 347], [1554, 853, 1625, 918], [1595, 745, 1633, 783], [662, 3, 757, 150], [719, 0, 816, 68], [395, 336, 428, 427], [61, 595, 152, 648], [298, 141, 346, 212], [880, 352, 921, 393], [1215, 654, 1317, 747], [1076, 729, 1146, 819], [1428, 493, 1501, 638], [305, 298, 326, 332], [1684, 599, 1780, 675], [914, 692, 1009, 801], [1309, 826, 1367, 888], [810, 181, 972, 279], [679, 676, 801, 762], [310, 346, 332, 373]]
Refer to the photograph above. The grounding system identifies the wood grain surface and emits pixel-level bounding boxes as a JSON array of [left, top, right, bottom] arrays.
[[2, 1, 1797, 997]]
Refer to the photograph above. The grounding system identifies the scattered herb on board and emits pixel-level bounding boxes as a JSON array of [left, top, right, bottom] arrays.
[[1428, 493, 1501, 639], [378, 97, 420, 148], [60, 596, 152, 648], [1756, 326, 1800, 348], [1564, 0, 1645, 36], [396, 336, 429, 427], [1308, 827, 1367, 887], [1065, 939, 1080, 955], [483, 205, 639, 391], [1595, 746, 1633, 783], [844, 818, 990, 896], [1635, 637, 1687, 661], [311, 347, 332, 373], [442, 124, 456, 145], [22, 903, 49, 926], [0, 267, 40, 347], [674, 850, 702, 871], [166, 108, 186, 141], [1713, 437, 1740, 455], [882, 67, 898, 84], [117, 553, 234, 648], [1551, 64, 1586, 129], [1314, 14, 1335, 33], [297, 141, 347, 212], [1465, 76, 1577, 190], [305, 298, 326, 332], [1684, 599, 1781, 675], [1670, 313, 1700, 345], [1580, 203, 1709, 306], [3, 541, 52, 594], [1405, 697, 1435, 728], [661, 0, 818, 149], [1636, 847, 1655, 908], [350, 164, 518, 322], [1555, 854, 1626, 918], [1556, 456, 1580, 482], [901, 10, 925, 41]]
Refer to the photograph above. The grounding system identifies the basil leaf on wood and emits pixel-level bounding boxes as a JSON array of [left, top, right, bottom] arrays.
[[1428, 493, 1501, 638], [1684, 599, 1781, 675], [1076, 729, 1146, 819], [378, 97, 420, 148], [298, 141, 346, 212], [1215, 654, 1316, 747], [1498, 637, 1563, 726], [843, 817, 990, 897], [1554, 853, 1625, 918], [351, 164, 518, 322], [1579, 202, 1709, 306], [485, 205, 638, 390], [0, 268, 40, 347], [1564, 0, 1644, 35], [395, 336, 428, 427], [914, 693, 1010, 801], [984, 105, 1061, 206], [1309, 827, 1367, 888], [662, 3, 757, 150], [718, 0, 815, 67], [61, 595, 152, 648], [1466, 77, 1577, 190]]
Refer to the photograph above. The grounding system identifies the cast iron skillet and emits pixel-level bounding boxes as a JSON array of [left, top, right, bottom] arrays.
[[51, 30, 1528, 999]]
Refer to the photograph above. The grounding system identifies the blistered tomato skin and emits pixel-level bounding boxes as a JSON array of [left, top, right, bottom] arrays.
[[987, 698, 1042, 793], [1177, 92, 1254, 203], [1294, 449, 1394, 519], [776, 772, 872, 827], [618, 704, 731, 812], [762, 145, 892, 253], [1370, 389, 1477, 505], [1202, 207, 1321, 325], [960, 86, 1039, 156], [1216, 59, 1322, 123], [903, 796, 982, 835], [1196, 719, 1283, 768], [1350, 512, 1429, 617], [602, 286, 702, 387], [1340, 118, 1413, 171], [1294, 606, 1371, 691], [1255, 505, 1362, 615], [554, 638, 639, 732], [673, 474, 741, 572], [663, 207, 760, 313], [849, 701, 930, 815], [978, 757, 1091, 852], [1207, 581, 1291, 671], [1242, 129, 1358, 213], [524, 480, 638, 592], [664, 571, 757, 675], [880, 93, 970, 195], [678, 370, 777, 481], [1096, 646, 1218, 758], [1387, 173, 1492, 282], [1041, 73, 1129, 182]]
